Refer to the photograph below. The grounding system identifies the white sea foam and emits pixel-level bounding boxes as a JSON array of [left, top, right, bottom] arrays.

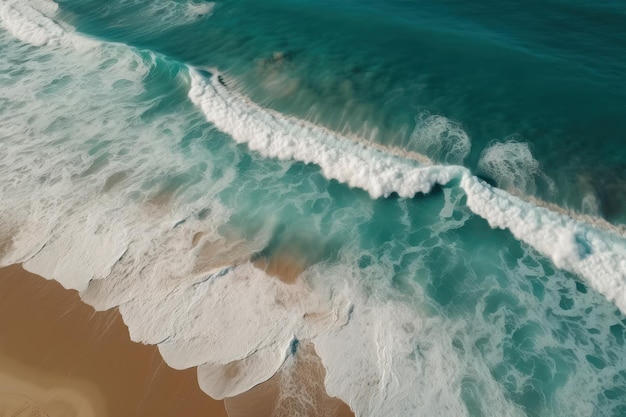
[[477, 139, 555, 195], [462, 175, 626, 311], [3, 2, 626, 416], [188, 70, 466, 199], [0, 5, 353, 407], [188, 68, 626, 317], [309, 262, 525, 417], [142, 0, 215, 25], [186, 1, 216, 18], [410, 112, 471, 165], [0, 0, 95, 49]]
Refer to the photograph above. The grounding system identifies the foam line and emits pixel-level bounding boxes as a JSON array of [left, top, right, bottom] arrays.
[[189, 68, 626, 317], [462, 175, 626, 311], [188, 70, 466, 199], [136, 0, 215, 28], [22, 215, 129, 291], [0, 0, 95, 49]]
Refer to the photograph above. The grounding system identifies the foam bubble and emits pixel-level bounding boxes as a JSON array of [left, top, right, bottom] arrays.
[[410, 112, 471, 165], [141, 0, 216, 25], [477, 140, 554, 195], [582, 193, 600, 215], [186, 1, 216, 18]]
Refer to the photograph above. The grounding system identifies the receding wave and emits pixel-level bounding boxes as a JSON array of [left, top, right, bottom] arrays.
[[0, 1, 353, 409]]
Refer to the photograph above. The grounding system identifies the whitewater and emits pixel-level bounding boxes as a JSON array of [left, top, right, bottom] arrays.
[[1, 1, 626, 416]]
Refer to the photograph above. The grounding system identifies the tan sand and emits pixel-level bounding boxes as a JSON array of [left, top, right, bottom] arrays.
[[0, 264, 228, 417], [252, 240, 318, 285], [253, 253, 308, 284], [0, 258, 355, 417], [225, 342, 354, 417], [0, 354, 104, 417]]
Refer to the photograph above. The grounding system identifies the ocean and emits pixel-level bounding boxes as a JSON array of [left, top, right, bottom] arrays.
[[1, 0, 626, 415]]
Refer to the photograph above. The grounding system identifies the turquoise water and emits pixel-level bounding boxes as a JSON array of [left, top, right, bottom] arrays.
[[1, 1, 626, 416], [59, 0, 626, 220]]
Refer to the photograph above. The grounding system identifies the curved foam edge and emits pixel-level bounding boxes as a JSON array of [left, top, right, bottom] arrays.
[[197, 345, 288, 400], [461, 174, 626, 311], [188, 69, 465, 199], [0, 0, 96, 49], [22, 215, 129, 291]]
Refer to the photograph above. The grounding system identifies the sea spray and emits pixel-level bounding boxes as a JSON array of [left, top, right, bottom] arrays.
[[477, 140, 555, 195], [409, 112, 471, 165], [0, 0, 95, 48], [188, 70, 465, 199]]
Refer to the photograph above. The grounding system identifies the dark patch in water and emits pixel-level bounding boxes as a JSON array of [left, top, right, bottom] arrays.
[[574, 233, 592, 258], [588, 164, 626, 223], [173, 218, 187, 228], [290, 338, 299, 355], [358, 255, 372, 269], [475, 173, 498, 188], [197, 68, 212, 79], [586, 354, 607, 370], [197, 207, 211, 220], [413, 182, 445, 199]]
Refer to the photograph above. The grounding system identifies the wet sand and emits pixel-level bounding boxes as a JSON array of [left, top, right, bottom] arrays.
[[253, 253, 307, 284], [0, 264, 228, 417], [0, 261, 355, 417], [226, 342, 354, 417]]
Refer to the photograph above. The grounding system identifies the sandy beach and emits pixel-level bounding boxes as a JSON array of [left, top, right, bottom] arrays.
[[0, 263, 354, 417], [0, 264, 229, 417]]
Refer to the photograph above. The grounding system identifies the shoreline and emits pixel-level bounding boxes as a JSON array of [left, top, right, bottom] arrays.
[[0, 263, 355, 417], [0, 264, 229, 417]]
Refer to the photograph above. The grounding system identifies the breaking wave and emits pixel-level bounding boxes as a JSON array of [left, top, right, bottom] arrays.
[[2, 1, 626, 416]]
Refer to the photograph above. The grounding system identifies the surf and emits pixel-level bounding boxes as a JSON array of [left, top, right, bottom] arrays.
[[2, 1, 626, 416], [188, 68, 626, 315]]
